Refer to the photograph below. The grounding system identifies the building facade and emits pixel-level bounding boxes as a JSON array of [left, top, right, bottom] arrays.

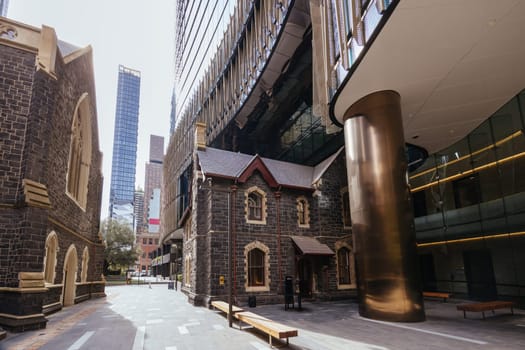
[[0, 18, 105, 331], [163, 0, 525, 321], [133, 189, 144, 235], [137, 135, 164, 275], [108, 65, 140, 226]]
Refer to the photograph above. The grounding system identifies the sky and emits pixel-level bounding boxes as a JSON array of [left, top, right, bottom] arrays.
[[7, 0, 175, 220]]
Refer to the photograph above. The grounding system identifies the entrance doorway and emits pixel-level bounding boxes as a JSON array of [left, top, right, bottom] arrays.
[[419, 254, 437, 291], [463, 249, 497, 300], [297, 258, 312, 297], [62, 245, 78, 306]]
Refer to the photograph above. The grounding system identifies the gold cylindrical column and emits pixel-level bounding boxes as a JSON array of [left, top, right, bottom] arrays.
[[343, 90, 425, 322]]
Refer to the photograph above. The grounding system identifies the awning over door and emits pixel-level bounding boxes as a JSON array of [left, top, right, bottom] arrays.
[[291, 236, 334, 256]]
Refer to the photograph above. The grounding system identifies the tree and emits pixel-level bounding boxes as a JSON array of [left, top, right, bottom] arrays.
[[102, 219, 139, 273]]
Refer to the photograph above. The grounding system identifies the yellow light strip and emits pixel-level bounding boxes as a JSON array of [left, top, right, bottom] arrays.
[[409, 130, 523, 181], [410, 151, 525, 193], [417, 231, 525, 247]]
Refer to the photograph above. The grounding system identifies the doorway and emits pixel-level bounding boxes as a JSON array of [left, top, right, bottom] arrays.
[[419, 254, 437, 291], [463, 249, 497, 300], [297, 258, 312, 297], [62, 245, 78, 306]]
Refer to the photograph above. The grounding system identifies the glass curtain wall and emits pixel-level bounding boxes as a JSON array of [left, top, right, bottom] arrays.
[[409, 90, 525, 302]]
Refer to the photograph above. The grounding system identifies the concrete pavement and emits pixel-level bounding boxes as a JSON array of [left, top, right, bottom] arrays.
[[1, 285, 524, 349]]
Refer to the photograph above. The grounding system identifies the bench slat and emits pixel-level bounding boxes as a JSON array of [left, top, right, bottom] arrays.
[[211, 300, 243, 314], [235, 311, 298, 339], [456, 301, 515, 319]]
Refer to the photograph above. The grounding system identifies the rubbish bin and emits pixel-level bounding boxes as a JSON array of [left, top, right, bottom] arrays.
[[168, 281, 174, 289], [248, 295, 256, 308], [284, 276, 294, 310]]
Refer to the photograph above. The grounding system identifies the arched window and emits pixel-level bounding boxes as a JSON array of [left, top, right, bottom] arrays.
[[244, 241, 270, 292], [44, 232, 58, 284], [341, 187, 352, 228], [67, 93, 92, 209], [248, 248, 265, 287], [245, 187, 267, 224], [184, 255, 192, 287], [337, 247, 352, 285], [297, 196, 310, 227], [81, 247, 89, 283], [248, 192, 262, 220]]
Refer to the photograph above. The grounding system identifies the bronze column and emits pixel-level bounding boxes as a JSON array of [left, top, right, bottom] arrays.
[[343, 90, 425, 322]]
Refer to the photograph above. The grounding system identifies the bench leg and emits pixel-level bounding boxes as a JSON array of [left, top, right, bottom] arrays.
[[269, 334, 272, 347], [511, 306, 514, 315], [482, 311, 485, 320], [463, 310, 466, 319]]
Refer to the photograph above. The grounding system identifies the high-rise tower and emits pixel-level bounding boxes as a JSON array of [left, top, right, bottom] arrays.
[[0, 0, 9, 17], [109, 65, 140, 226], [137, 135, 164, 274]]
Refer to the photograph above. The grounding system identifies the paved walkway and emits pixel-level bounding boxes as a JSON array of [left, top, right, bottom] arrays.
[[1, 285, 524, 349]]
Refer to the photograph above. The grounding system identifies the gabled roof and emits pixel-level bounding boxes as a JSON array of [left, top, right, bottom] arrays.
[[197, 147, 343, 190], [312, 147, 344, 184]]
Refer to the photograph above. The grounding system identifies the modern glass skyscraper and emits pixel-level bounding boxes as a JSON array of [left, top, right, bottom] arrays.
[[109, 65, 141, 226], [0, 0, 9, 17]]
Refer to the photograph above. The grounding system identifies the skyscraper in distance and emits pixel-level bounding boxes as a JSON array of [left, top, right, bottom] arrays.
[[0, 0, 9, 17], [109, 65, 140, 226]]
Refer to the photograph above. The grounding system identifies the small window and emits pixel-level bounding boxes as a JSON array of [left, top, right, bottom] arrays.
[[341, 188, 352, 228], [248, 248, 265, 287], [155, 239, 159, 245], [296, 196, 310, 227], [245, 187, 267, 224], [248, 192, 262, 220], [337, 247, 352, 285], [149, 238, 153, 245], [143, 238, 147, 245]]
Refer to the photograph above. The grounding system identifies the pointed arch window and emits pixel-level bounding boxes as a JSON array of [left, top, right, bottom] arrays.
[[341, 187, 352, 228], [245, 186, 267, 224], [81, 247, 90, 283], [67, 93, 92, 209], [337, 247, 352, 285], [297, 196, 310, 228], [244, 241, 270, 292], [44, 232, 58, 284], [248, 248, 265, 287]]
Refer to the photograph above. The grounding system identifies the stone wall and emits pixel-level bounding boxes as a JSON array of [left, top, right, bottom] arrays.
[[186, 151, 355, 305], [0, 28, 105, 331]]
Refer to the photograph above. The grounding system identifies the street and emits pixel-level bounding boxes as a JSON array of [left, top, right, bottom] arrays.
[[2, 284, 525, 350]]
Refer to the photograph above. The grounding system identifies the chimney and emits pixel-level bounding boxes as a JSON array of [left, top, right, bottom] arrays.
[[195, 122, 206, 151]]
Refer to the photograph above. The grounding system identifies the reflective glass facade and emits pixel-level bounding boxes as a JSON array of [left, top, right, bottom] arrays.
[[410, 90, 525, 301], [109, 65, 141, 225], [174, 0, 236, 126], [0, 0, 8, 17]]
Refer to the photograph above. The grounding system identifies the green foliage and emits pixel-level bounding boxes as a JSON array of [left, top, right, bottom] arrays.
[[102, 219, 139, 271]]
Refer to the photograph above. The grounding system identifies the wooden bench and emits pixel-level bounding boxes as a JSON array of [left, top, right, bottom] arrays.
[[211, 300, 243, 315], [234, 311, 298, 347], [456, 301, 515, 319], [423, 291, 452, 302]]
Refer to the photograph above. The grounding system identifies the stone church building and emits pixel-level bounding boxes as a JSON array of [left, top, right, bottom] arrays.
[[176, 124, 356, 306], [0, 18, 105, 331]]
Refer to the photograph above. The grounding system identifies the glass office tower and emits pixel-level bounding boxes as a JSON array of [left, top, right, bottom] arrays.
[[0, 0, 9, 17], [109, 65, 141, 226]]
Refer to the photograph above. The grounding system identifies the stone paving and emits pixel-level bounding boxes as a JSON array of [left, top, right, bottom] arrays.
[[1, 285, 524, 350]]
